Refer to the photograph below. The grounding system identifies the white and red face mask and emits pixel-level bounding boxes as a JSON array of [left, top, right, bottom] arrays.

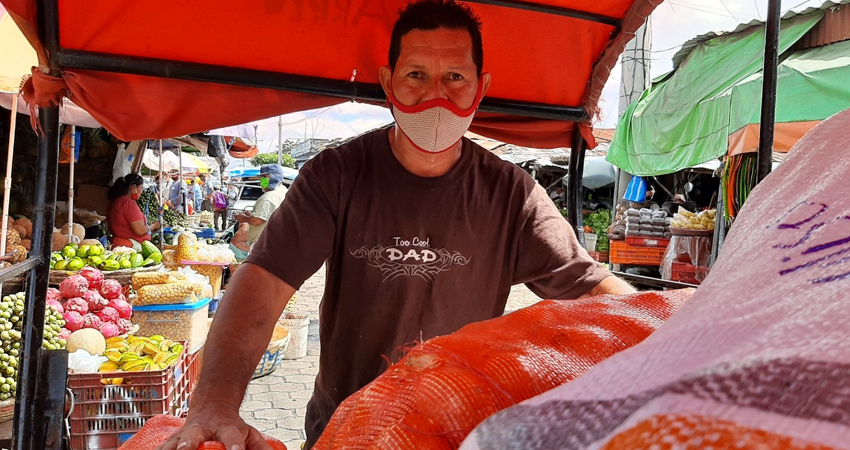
[[387, 81, 485, 153]]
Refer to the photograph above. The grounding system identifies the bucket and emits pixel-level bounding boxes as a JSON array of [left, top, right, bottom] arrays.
[[584, 233, 598, 252], [280, 313, 309, 360]]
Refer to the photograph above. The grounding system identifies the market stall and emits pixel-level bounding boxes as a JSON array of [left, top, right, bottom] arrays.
[[0, 0, 676, 448]]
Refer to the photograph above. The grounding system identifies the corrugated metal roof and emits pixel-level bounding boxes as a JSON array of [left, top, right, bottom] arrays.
[[671, 0, 850, 69]]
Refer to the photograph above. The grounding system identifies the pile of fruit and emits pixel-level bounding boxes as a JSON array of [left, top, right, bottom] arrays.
[[0, 220, 30, 269], [49, 267, 133, 341], [51, 240, 162, 272], [0, 292, 66, 400], [99, 335, 185, 375]]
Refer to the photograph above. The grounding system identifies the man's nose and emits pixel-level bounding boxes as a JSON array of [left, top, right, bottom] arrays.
[[420, 78, 449, 102]]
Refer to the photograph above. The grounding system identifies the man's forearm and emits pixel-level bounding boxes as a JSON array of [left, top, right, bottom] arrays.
[[190, 263, 295, 413], [580, 274, 636, 298]]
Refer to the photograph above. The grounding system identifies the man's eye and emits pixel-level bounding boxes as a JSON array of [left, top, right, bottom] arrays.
[[448, 73, 464, 81], [407, 71, 422, 78]]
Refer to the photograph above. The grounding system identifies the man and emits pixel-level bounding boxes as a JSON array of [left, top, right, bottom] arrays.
[[165, 171, 187, 213], [211, 186, 229, 231], [234, 164, 288, 246], [160, 2, 633, 450], [549, 186, 565, 207], [199, 173, 214, 212]]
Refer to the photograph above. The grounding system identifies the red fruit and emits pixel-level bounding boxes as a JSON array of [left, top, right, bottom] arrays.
[[58, 328, 72, 340], [99, 322, 120, 339], [46, 299, 64, 314], [99, 279, 122, 300], [108, 297, 133, 320], [96, 306, 119, 324], [46, 288, 63, 302], [62, 311, 84, 332], [116, 318, 133, 335], [83, 290, 108, 313], [82, 313, 102, 330], [59, 275, 89, 299], [64, 297, 89, 315], [79, 266, 104, 290]]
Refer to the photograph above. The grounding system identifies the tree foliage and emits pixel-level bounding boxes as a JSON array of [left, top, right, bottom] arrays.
[[251, 153, 297, 169]]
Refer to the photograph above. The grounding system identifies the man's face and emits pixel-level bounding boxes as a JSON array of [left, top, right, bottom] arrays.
[[170, 173, 178, 181], [380, 27, 489, 110]]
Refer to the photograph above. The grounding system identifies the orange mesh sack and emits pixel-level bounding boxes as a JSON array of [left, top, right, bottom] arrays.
[[117, 415, 287, 450], [313, 289, 692, 450]]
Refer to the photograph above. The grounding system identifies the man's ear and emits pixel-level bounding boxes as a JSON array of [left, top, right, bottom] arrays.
[[379, 65, 393, 100], [479, 72, 492, 98]]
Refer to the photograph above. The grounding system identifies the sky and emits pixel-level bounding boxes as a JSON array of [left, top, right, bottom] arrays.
[[229, 0, 827, 157]]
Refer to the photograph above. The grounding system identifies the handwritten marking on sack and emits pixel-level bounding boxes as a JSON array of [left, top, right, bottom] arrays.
[[771, 201, 850, 283]]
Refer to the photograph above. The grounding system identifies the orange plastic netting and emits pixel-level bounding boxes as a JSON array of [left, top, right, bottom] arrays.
[[118, 415, 287, 450], [313, 290, 692, 449]]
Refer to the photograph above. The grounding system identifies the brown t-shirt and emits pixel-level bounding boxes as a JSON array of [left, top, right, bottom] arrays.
[[246, 129, 610, 445]]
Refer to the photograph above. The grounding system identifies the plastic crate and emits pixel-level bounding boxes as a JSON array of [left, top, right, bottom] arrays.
[[68, 346, 199, 450], [194, 228, 215, 239], [625, 236, 670, 248], [609, 240, 666, 265], [133, 297, 212, 354], [670, 261, 710, 285]]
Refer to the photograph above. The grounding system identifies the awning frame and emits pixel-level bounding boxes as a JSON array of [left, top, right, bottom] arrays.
[[40, 0, 594, 122], [9, 1, 640, 446]]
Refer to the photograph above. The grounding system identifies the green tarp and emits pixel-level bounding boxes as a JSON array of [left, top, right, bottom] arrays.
[[608, 13, 823, 176], [730, 38, 850, 126]]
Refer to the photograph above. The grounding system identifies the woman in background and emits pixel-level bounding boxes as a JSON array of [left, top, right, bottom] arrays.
[[107, 174, 160, 248]]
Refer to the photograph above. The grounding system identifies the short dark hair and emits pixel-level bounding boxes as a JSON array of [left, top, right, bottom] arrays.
[[389, 0, 483, 75]]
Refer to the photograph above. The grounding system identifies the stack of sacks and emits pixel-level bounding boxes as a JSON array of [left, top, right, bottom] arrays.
[[460, 108, 850, 450], [625, 207, 671, 238]]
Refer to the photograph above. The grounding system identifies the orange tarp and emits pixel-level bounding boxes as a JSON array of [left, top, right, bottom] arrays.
[[727, 121, 821, 156], [1, 0, 660, 148]]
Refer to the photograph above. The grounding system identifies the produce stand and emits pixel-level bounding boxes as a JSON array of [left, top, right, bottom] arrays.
[[48, 264, 164, 287]]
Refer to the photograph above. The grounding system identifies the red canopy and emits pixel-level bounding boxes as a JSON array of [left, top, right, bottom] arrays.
[[1, 0, 658, 148]]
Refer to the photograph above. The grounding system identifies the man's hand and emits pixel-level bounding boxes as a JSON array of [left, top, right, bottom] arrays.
[[155, 406, 271, 450], [235, 211, 253, 223]]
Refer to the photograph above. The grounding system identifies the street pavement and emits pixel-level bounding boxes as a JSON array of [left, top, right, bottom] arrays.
[[237, 267, 543, 450]]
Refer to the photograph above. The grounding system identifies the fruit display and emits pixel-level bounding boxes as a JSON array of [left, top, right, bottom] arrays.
[[0, 218, 30, 269], [136, 188, 161, 226], [0, 292, 66, 400], [670, 208, 716, 231], [98, 335, 184, 375], [50, 241, 162, 272], [50, 270, 133, 341], [162, 208, 189, 228]]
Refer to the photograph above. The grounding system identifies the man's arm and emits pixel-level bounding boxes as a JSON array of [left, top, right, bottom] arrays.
[[157, 263, 294, 450], [578, 274, 636, 298], [235, 211, 266, 226]]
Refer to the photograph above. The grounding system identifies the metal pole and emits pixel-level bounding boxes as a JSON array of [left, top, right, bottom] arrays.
[[13, 105, 61, 450], [67, 125, 75, 244], [567, 129, 587, 243], [277, 115, 283, 165], [1, 94, 19, 258], [757, 0, 781, 183], [158, 141, 164, 242], [178, 149, 187, 214]]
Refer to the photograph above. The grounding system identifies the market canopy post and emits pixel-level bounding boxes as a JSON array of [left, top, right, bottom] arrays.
[[0, 1, 667, 448]]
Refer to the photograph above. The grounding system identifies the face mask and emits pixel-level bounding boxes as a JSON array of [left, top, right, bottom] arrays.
[[387, 80, 485, 153], [131, 188, 141, 201], [260, 177, 270, 189]]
